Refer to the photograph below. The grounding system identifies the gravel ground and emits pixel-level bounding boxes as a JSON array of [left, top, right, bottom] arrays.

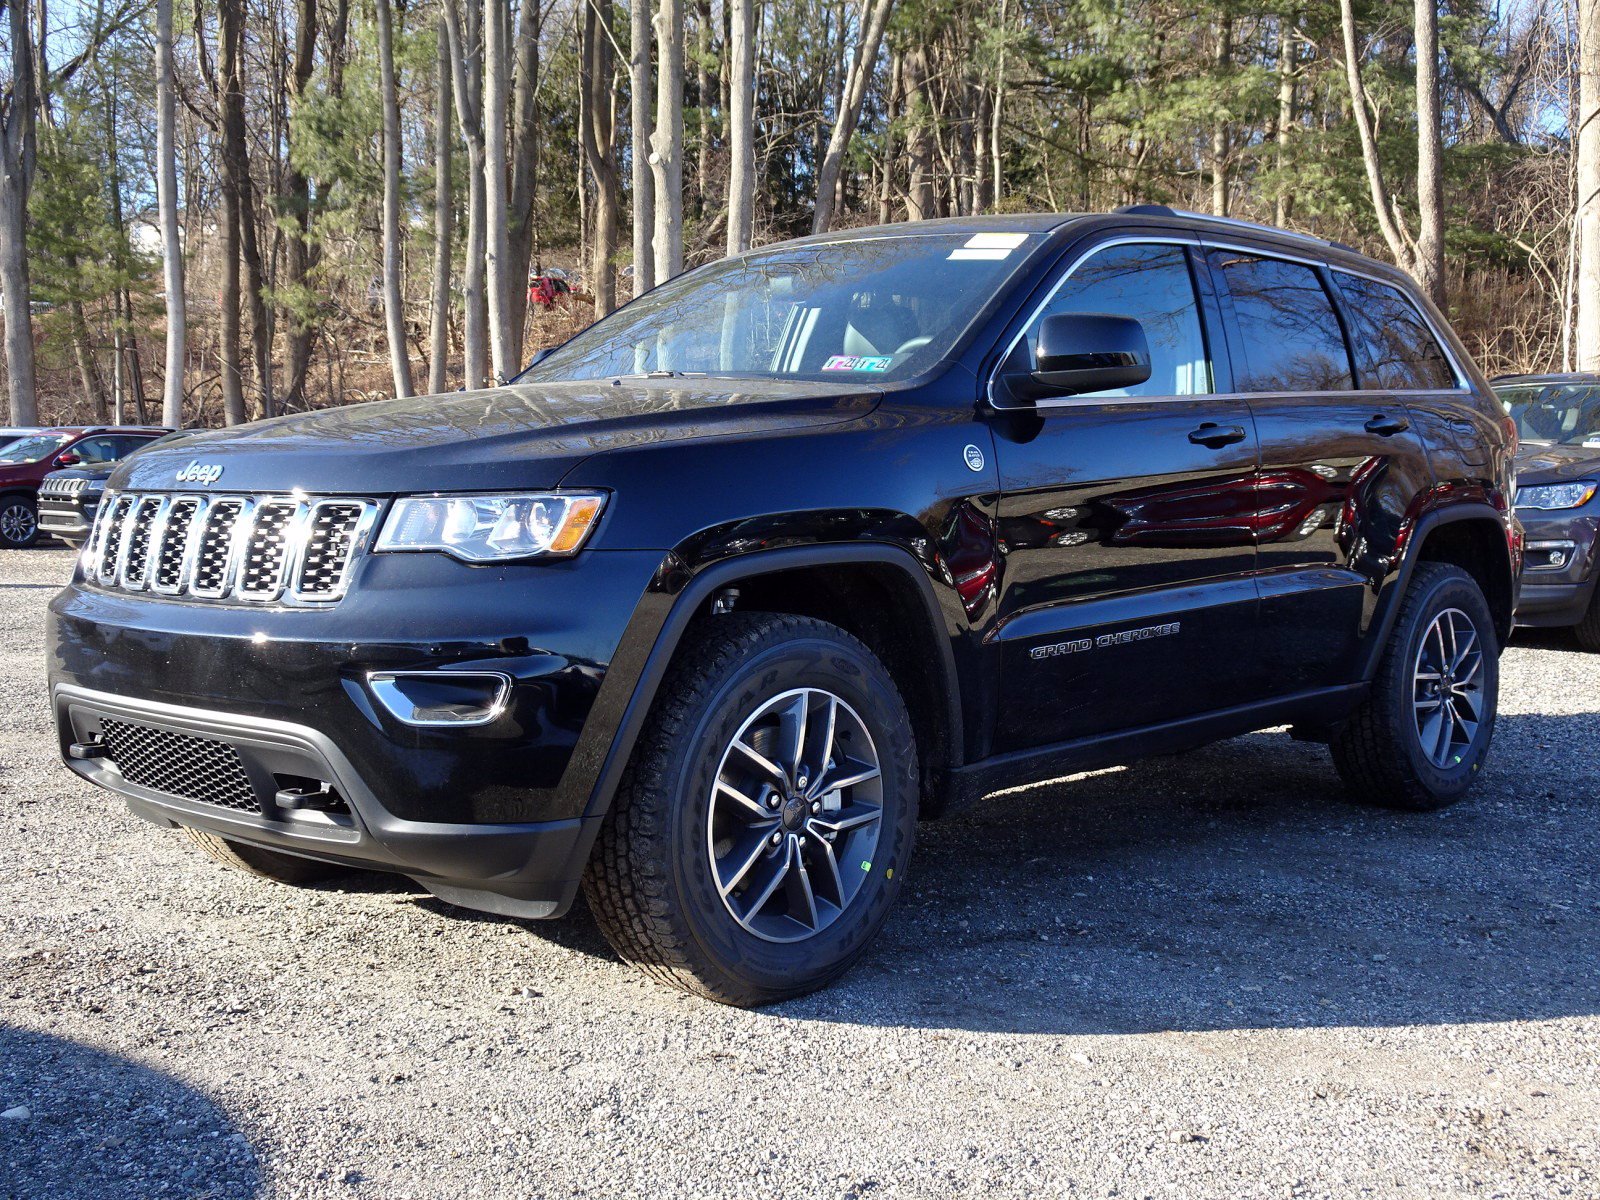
[[3, 543, 1599, 1200]]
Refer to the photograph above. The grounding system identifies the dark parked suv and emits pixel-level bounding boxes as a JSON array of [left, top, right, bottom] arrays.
[[49, 210, 1519, 1004]]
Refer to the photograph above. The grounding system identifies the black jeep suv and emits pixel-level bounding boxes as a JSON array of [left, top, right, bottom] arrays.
[[49, 210, 1520, 1005]]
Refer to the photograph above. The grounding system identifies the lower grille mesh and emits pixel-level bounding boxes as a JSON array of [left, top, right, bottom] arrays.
[[99, 719, 259, 813]]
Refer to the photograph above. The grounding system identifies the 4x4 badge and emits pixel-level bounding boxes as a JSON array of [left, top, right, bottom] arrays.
[[175, 460, 225, 486], [963, 444, 985, 472]]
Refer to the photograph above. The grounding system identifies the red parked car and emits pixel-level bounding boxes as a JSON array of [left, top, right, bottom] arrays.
[[0, 426, 169, 549]]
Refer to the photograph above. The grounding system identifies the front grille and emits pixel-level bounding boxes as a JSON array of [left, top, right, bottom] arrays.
[[84, 492, 378, 605], [98, 718, 259, 812], [39, 476, 90, 497]]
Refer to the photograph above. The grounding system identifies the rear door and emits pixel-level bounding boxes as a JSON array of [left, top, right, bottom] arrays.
[[1204, 245, 1436, 695], [986, 236, 1263, 755]]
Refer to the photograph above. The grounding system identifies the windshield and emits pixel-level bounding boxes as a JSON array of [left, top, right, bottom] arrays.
[[1496, 381, 1600, 446], [525, 232, 1039, 385], [0, 434, 70, 465]]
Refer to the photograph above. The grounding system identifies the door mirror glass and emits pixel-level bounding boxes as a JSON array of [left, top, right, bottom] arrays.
[[1025, 313, 1152, 397]]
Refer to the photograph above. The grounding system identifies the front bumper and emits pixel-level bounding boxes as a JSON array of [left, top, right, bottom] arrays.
[[1513, 507, 1598, 628], [48, 548, 668, 916], [36, 495, 97, 541]]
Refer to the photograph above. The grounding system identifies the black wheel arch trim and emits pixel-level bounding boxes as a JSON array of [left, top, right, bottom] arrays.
[[1357, 500, 1517, 682], [579, 543, 965, 824]]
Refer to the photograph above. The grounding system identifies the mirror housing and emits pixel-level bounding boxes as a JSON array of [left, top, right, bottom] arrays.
[[54, 452, 80, 467], [1022, 313, 1152, 398]]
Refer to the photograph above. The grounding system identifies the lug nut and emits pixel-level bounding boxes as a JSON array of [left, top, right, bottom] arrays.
[[767, 794, 780, 809], [769, 831, 782, 846], [796, 773, 808, 790]]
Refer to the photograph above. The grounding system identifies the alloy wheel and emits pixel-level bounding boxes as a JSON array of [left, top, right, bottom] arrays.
[[0, 501, 35, 546], [706, 687, 884, 943], [1411, 606, 1485, 769]]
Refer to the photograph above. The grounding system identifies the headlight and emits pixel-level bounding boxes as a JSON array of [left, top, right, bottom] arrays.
[[1516, 481, 1597, 511], [375, 492, 606, 562]]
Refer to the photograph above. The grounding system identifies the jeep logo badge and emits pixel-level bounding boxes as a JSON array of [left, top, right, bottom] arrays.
[[175, 460, 224, 486]]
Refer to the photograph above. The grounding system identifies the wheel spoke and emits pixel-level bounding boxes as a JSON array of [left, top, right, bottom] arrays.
[[779, 693, 809, 785], [1433, 701, 1456, 763], [1449, 627, 1478, 674], [809, 803, 881, 836], [805, 830, 848, 908], [813, 754, 881, 796], [1450, 685, 1482, 725], [715, 778, 772, 821], [735, 839, 793, 921], [785, 845, 820, 930], [731, 738, 788, 788], [717, 827, 779, 897]]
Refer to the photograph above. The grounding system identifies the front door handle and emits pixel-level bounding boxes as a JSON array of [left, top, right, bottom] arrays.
[[1188, 423, 1248, 449], [1364, 413, 1410, 436]]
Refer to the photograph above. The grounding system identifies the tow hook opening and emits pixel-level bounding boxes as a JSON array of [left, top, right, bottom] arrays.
[[272, 774, 349, 814]]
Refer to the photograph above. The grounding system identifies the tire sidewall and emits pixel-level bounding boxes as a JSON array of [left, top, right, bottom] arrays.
[[1390, 568, 1499, 796], [665, 630, 917, 996]]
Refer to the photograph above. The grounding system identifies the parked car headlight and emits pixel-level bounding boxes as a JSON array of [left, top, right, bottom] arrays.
[[375, 492, 606, 561], [1516, 481, 1597, 511]]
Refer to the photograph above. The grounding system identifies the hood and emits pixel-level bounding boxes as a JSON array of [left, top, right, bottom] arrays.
[[1515, 441, 1600, 486], [112, 378, 882, 495], [43, 464, 116, 484]]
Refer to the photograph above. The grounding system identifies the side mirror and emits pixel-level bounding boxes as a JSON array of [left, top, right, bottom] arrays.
[[54, 452, 80, 467], [1024, 313, 1152, 398]]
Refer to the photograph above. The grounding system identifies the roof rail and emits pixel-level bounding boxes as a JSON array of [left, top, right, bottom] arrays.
[[1111, 204, 1358, 255]]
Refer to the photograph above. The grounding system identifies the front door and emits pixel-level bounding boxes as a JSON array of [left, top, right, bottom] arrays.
[[987, 238, 1262, 755]]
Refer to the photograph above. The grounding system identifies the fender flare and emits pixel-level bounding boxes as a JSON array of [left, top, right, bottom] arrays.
[[1356, 501, 1516, 681], [582, 542, 965, 819]]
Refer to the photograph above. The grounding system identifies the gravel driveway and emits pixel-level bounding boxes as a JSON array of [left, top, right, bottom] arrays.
[[3, 544, 1598, 1199]]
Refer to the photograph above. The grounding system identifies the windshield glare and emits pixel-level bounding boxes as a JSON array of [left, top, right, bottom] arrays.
[[526, 233, 1038, 385], [1497, 383, 1600, 446], [0, 434, 70, 465]]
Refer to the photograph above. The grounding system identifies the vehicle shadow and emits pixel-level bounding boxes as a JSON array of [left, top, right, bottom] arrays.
[[782, 710, 1600, 1036], [0, 1026, 261, 1198]]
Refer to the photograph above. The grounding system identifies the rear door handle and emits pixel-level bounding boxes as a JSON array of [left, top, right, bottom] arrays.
[[1188, 423, 1248, 448], [1364, 413, 1410, 436]]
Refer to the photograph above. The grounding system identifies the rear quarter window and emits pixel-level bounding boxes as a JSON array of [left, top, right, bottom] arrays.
[[1333, 273, 1457, 390]]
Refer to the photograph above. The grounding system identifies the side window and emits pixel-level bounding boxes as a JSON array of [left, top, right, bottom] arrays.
[[1333, 273, 1457, 390], [1208, 251, 1355, 392], [111, 436, 156, 459], [72, 436, 119, 464], [1018, 243, 1211, 399]]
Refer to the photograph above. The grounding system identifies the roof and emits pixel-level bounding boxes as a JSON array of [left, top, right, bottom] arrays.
[[1490, 372, 1600, 386]]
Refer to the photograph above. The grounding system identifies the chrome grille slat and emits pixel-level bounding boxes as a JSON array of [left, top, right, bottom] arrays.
[[83, 491, 375, 606]]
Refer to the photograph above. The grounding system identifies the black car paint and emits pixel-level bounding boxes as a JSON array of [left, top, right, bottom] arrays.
[[1509, 439, 1600, 627], [48, 213, 1519, 918]]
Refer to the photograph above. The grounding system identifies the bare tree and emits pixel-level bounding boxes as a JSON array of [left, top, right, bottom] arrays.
[[812, 0, 893, 234], [1338, 0, 1447, 306], [651, 0, 685, 280], [0, 0, 39, 423], [444, 0, 488, 389], [210, 0, 248, 425], [726, 0, 755, 251], [156, 0, 186, 426], [375, 0, 414, 396], [630, 0, 655, 291], [430, 16, 454, 395], [484, 0, 514, 380], [1579, 0, 1600, 368], [280, 0, 321, 412], [581, 0, 620, 315], [506, 0, 541, 353]]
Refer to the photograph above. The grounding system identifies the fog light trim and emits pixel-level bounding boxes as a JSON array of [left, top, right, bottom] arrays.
[[366, 670, 514, 728]]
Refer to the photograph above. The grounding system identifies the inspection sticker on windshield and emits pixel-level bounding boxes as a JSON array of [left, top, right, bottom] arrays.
[[949, 232, 1029, 261], [822, 355, 893, 372]]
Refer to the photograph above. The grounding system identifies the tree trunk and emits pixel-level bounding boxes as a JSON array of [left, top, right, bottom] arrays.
[[507, 0, 541, 356], [216, 0, 248, 425], [990, 0, 1006, 210], [1273, 15, 1295, 227], [651, 0, 685, 280], [904, 47, 935, 221], [630, 0, 656, 292], [1338, 0, 1415, 275], [430, 16, 454, 394], [376, 0, 414, 396], [1580, 0, 1600, 368], [695, 0, 712, 214], [1413, 0, 1446, 307], [725, 0, 755, 252], [581, 0, 620, 315], [444, 0, 489, 389], [484, 0, 514, 381], [812, 0, 894, 233], [1211, 13, 1232, 217], [0, 0, 37, 425], [156, 0, 187, 426], [280, 0, 319, 413]]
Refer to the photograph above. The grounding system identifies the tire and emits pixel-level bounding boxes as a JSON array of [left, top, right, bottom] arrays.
[[583, 612, 918, 1006], [1331, 562, 1499, 811], [1575, 587, 1600, 653], [0, 494, 38, 549], [182, 827, 348, 885]]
